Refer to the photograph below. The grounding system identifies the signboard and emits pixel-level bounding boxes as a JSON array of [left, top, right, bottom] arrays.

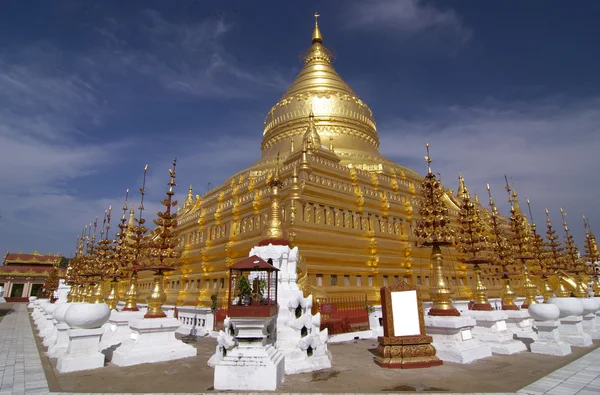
[[374, 281, 442, 369], [390, 290, 420, 337]]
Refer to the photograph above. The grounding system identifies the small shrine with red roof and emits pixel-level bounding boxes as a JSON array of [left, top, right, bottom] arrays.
[[0, 251, 64, 301]]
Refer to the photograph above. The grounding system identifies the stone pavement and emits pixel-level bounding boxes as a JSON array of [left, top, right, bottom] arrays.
[[1, 302, 600, 395]]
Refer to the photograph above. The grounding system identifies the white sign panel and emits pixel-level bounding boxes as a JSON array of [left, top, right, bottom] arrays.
[[461, 329, 472, 340], [390, 290, 420, 337]]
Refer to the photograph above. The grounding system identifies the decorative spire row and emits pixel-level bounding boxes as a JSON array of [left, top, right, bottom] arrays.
[[66, 160, 184, 317]]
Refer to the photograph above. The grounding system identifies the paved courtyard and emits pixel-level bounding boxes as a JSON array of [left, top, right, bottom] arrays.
[[2, 302, 600, 394]]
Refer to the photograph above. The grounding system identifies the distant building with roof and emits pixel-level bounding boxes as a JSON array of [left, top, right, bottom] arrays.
[[0, 251, 66, 301]]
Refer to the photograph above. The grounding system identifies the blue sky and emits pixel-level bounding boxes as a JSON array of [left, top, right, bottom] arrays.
[[1, 0, 599, 258]]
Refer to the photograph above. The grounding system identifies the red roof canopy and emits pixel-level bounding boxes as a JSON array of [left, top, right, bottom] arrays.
[[3, 252, 61, 265], [229, 255, 279, 271]]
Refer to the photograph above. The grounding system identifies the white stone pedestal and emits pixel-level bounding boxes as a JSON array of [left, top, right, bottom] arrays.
[[40, 306, 56, 339], [530, 320, 572, 356], [48, 322, 70, 358], [582, 313, 600, 339], [111, 317, 197, 367], [425, 315, 492, 364], [99, 311, 145, 361], [56, 328, 106, 373], [504, 310, 538, 341], [464, 310, 527, 355], [214, 316, 285, 391], [43, 318, 58, 347], [559, 316, 593, 347], [27, 296, 37, 309]]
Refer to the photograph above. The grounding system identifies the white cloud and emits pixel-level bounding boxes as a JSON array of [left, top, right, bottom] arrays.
[[98, 9, 292, 98], [378, 95, 600, 247], [0, 52, 130, 257], [345, 0, 471, 42]]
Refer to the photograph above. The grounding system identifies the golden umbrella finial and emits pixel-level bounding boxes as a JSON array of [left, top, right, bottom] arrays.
[[312, 12, 322, 44], [424, 142, 432, 175]]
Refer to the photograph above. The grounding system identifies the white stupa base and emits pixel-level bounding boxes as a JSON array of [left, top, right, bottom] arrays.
[[558, 315, 593, 347], [48, 323, 70, 358], [275, 289, 332, 375], [425, 315, 492, 364], [40, 317, 55, 338], [43, 322, 58, 347], [27, 297, 37, 309], [111, 317, 197, 367], [582, 313, 600, 339], [56, 328, 105, 373], [464, 310, 527, 355], [214, 343, 285, 391], [281, 347, 331, 374], [530, 320, 572, 356], [504, 309, 538, 341], [99, 311, 145, 361]]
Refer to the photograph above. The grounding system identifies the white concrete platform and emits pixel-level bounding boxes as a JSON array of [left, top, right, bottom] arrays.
[[425, 315, 493, 363], [1, 303, 599, 395], [111, 317, 197, 367]]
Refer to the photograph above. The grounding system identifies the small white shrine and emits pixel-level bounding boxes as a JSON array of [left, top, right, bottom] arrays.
[[212, 255, 285, 391]]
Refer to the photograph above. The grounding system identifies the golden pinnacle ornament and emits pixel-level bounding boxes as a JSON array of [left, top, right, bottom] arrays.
[[123, 164, 151, 312], [143, 158, 183, 318], [504, 179, 538, 308], [526, 200, 554, 302], [455, 175, 493, 311], [583, 217, 600, 296], [560, 209, 588, 297], [545, 209, 570, 297], [413, 143, 458, 316], [487, 184, 519, 310]]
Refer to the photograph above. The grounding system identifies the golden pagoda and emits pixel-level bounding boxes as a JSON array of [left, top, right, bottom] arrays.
[[163, 15, 471, 307]]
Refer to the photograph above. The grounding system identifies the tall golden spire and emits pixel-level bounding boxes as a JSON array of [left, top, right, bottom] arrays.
[[455, 176, 492, 310], [487, 184, 519, 310], [527, 200, 554, 301], [414, 143, 458, 316], [312, 12, 322, 44], [583, 216, 600, 295], [560, 208, 587, 297], [504, 181, 537, 308], [545, 209, 569, 297]]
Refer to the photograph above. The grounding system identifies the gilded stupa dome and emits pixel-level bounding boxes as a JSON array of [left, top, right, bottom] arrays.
[[260, 15, 380, 166]]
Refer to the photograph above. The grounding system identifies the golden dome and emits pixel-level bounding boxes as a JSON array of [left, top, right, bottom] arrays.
[[260, 15, 380, 165]]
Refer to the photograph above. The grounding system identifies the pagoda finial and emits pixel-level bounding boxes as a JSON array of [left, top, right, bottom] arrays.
[[289, 137, 295, 154], [184, 184, 194, 208], [457, 173, 468, 200], [312, 12, 322, 44], [424, 142, 432, 175]]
